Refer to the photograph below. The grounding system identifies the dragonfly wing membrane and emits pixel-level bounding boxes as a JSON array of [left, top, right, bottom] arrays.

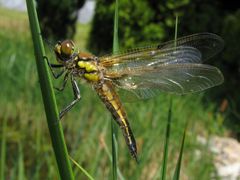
[[99, 33, 224, 69], [100, 46, 202, 70], [109, 64, 224, 100], [100, 33, 224, 101], [158, 32, 224, 61]]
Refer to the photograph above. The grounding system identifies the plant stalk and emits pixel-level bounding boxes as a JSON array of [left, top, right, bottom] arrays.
[[25, 0, 74, 179]]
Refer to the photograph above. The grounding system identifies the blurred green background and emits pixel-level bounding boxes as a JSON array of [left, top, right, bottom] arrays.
[[0, 0, 239, 179]]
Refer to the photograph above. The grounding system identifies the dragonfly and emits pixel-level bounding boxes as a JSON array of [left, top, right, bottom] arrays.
[[45, 32, 224, 162]]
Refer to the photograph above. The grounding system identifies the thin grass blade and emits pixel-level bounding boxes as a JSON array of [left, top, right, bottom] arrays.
[[111, 122, 118, 180], [18, 142, 25, 180], [0, 112, 8, 180], [174, 14, 179, 47], [102, 121, 125, 180], [69, 156, 94, 180], [160, 99, 172, 180], [172, 13, 186, 180], [34, 118, 41, 179], [25, 0, 74, 179], [161, 14, 178, 180], [113, 0, 119, 54], [173, 123, 188, 180], [111, 0, 119, 179]]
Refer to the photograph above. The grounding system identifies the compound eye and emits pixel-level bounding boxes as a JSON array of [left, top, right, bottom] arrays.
[[60, 40, 75, 58]]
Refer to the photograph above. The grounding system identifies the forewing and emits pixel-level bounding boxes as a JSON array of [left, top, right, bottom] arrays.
[[157, 32, 224, 60], [107, 64, 224, 100], [99, 33, 224, 69]]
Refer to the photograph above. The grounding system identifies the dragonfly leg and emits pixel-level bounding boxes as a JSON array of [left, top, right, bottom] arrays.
[[54, 73, 69, 92], [43, 56, 64, 79], [59, 75, 81, 119]]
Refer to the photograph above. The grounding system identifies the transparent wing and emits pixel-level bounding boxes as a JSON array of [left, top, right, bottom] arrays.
[[99, 33, 224, 70], [99, 33, 224, 101], [105, 63, 224, 100]]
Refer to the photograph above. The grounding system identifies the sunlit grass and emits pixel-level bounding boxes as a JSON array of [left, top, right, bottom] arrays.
[[0, 7, 29, 35], [74, 23, 91, 51]]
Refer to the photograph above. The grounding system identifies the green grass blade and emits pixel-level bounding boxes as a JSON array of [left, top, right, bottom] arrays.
[[25, 0, 74, 179], [172, 13, 186, 180], [102, 121, 125, 180], [173, 123, 188, 180], [18, 142, 25, 180], [111, 121, 118, 180], [0, 113, 8, 180], [34, 117, 41, 179], [111, 0, 119, 179], [104, 138, 125, 180], [174, 14, 179, 46], [113, 0, 119, 54], [69, 156, 94, 180], [161, 99, 172, 180]]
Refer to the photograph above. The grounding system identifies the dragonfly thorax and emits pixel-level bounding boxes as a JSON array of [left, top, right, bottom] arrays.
[[77, 60, 101, 82]]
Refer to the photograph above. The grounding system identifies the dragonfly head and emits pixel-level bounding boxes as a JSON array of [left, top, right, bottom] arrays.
[[54, 40, 75, 63]]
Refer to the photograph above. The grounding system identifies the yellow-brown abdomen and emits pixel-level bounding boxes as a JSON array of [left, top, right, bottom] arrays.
[[94, 80, 138, 161]]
